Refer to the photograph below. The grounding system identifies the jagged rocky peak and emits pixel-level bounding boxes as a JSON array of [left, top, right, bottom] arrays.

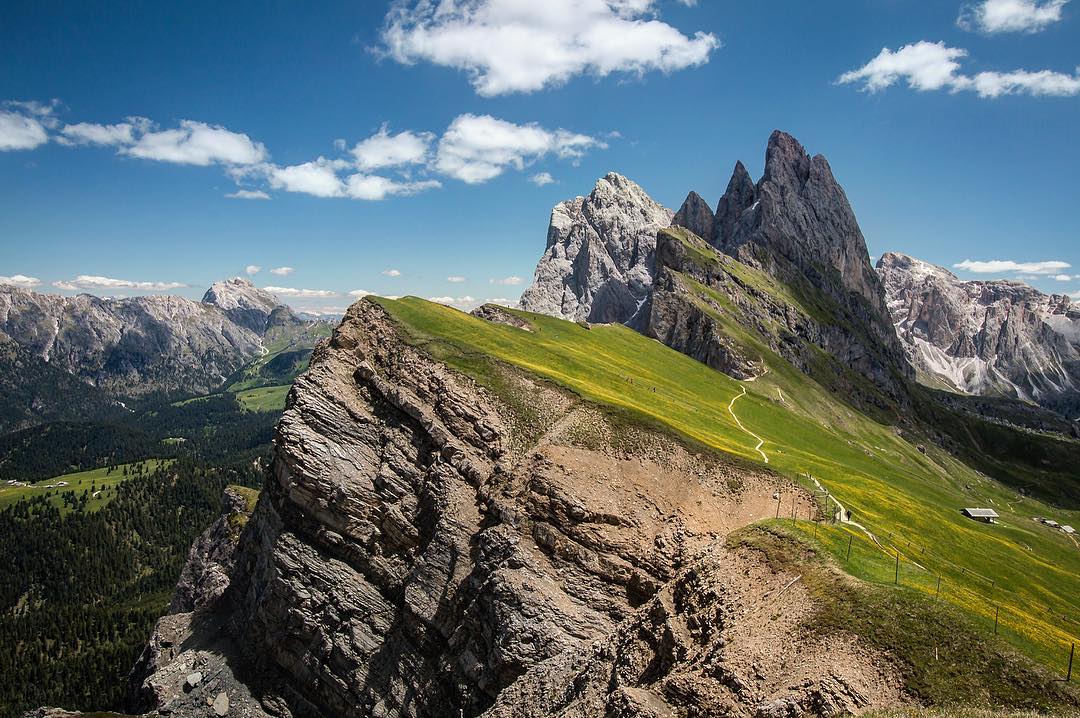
[[672, 190, 714, 242], [877, 252, 1080, 410], [202, 277, 294, 333], [519, 171, 673, 323], [712, 159, 756, 247]]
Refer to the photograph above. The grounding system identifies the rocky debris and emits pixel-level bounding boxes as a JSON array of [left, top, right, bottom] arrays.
[[471, 303, 533, 331], [184, 672, 203, 691], [212, 691, 230, 716], [519, 172, 673, 324], [877, 251, 1080, 410], [482, 548, 903, 718], [169, 486, 257, 614]]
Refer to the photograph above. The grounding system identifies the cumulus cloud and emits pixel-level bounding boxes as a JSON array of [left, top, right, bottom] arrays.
[[59, 119, 147, 147], [447, 275, 467, 283], [379, 0, 719, 96], [228, 189, 271, 200], [0, 107, 50, 151], [436, 114, 603, 183], [262, 285, 339, 298], [1071, 290, 1080, 299], [349, 289, 374, 297], [53, 275, 187, 291], [352, 125, 434, 170], [839, 41, 1080, 98], [125, 120, 268, 166], [383, 268, 402, 277], [490, 275, 523, 285], [428, 295, 479, 310], [1053, 274, 1073, 281], [260, 156, 441, 200], [269, 266, 294, 276], [958, 0, 1068, 33], [953, 259, 1072, 274], [245, 265, 261, 276], [0, 274, 41, 288], [530, 171, 556, 186]]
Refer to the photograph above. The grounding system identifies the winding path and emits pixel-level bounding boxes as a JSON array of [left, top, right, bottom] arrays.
[[728, 385, 769, 464]]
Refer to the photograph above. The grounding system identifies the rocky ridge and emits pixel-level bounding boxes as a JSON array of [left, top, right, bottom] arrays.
[[877, 252, 1080, 415], [125, 297, 904, 718], [518, 172, 673, 324], [0, 279, 320, 422]]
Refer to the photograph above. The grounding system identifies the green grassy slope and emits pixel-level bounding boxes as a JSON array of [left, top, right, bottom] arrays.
[[375, 295, 1080, 671], [0, 460, 170, 513]]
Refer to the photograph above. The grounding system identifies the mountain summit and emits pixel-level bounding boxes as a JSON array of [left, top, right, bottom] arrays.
[[518, 172, 673, 323], [203, 277, 298, 334]]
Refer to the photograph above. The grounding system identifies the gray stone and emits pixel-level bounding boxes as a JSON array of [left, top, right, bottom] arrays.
[[518, 172, 673, 324], [211, 692, 229, 716]]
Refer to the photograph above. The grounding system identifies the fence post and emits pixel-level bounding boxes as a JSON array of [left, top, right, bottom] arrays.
[[775, 493, 781, 519], [846, 534, 852, 561], [936, 574, 941, 599], [994, 606, 999, 636], [1068, 643, 1075, 682], [894, 550, 900, 585]]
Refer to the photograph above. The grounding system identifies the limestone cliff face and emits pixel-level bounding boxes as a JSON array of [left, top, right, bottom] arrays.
[[659, 132, 912, 406], [878, 252, 1080, 414], [128, 298, 902, 718], [519, 173, 673, 324]]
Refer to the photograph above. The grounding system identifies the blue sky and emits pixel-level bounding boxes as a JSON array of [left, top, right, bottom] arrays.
[[1, 0, 1078, 312]]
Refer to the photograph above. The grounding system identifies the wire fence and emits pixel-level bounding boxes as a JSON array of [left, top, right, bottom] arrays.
[[773, 476, 1080, 682]]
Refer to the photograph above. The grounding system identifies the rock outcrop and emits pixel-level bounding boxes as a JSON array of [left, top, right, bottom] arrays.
[[125, 298, 905, 718], [878, 252, 1080, 414], [519, 173, 673, 324]]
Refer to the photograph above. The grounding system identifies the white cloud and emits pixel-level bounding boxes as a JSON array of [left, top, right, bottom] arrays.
[[485, 297, 515, 306], [59, 119, 145, 147], [227, 189, 271, 200], [125, 120, 268, 166], [383, 268, 402, 277], [428, 295, 479, 310], [266, 158, 346, 197], [490, 275, 523, 285], [839, 42, 967, 93], [352, 125, 434, 170], [1070, 290, 1080, 299], [380, 0, 719, 96], [349, 289, 374, 297], [262, 285, 339, 298], [530, 171, 556, 186], [436, 114, 603, 183], [344, 173, 441, 200], [245, 265, 261, 276], [0, 274, 41, 288], [447, 275, 467, 283], [0, 109, 49, 151], [1053, 274, 1073, 281], [269, 266, 294, 276], [53, 275, 187, 291], [958, 0, 1068, 33], [839, 41, 1080, 98], [260, 157, 440, 200], [953, 259, 1071, 274]]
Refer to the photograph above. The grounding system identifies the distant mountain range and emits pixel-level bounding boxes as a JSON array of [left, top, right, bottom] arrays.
[[0, 278, 329, 433]]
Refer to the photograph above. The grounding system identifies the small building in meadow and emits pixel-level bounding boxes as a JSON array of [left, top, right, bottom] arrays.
[[962, 508, 999, 524]]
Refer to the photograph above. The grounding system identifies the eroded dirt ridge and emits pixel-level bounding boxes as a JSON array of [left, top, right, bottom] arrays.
[[129, 299, 904, 718]]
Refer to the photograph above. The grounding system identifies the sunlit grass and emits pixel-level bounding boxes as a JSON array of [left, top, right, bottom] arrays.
[[376, 296, 1080, 669]]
